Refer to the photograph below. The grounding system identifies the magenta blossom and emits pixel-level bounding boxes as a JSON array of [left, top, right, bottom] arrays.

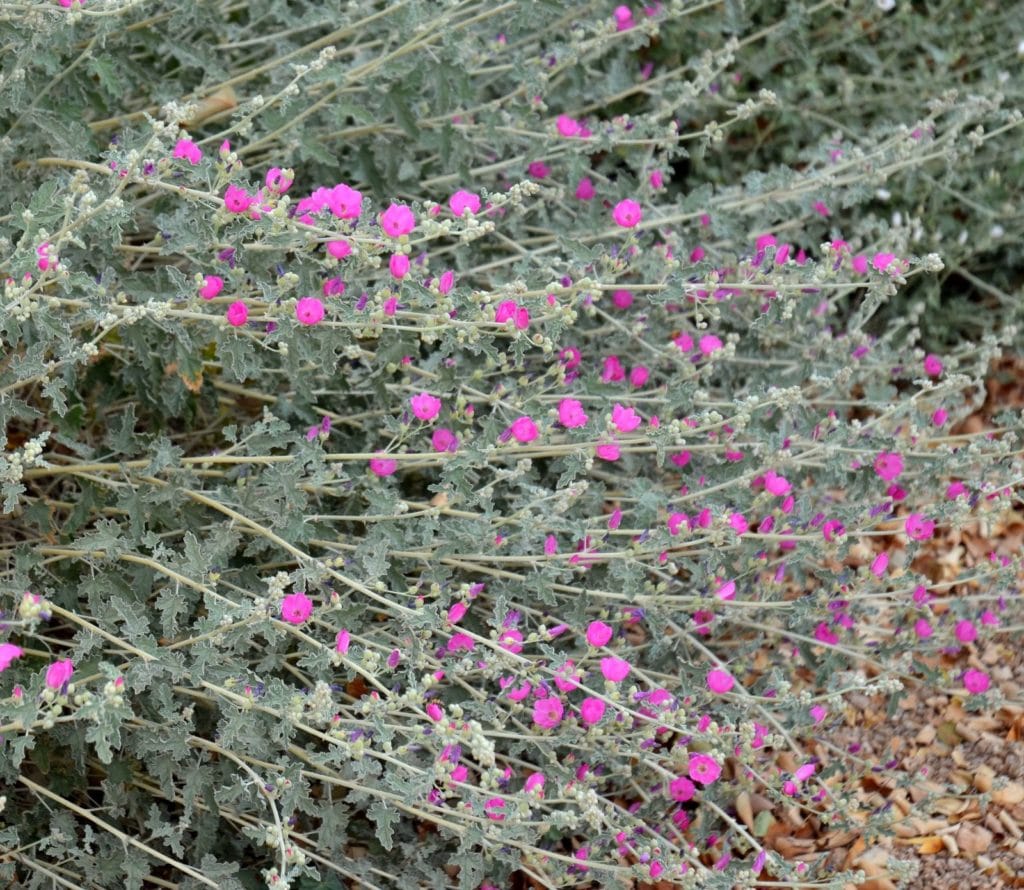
[[280, 592, 313, 624], [223, 184, 256, 214], [600, 657, 631, 682], [45, 658, 74, 691], [579, 697, 606, 725], [369, 454, 397, 476], [586, 621, 613, 647], [449, 189, 481, 215], [508, 416, 538, 443], [668, 776, 695, 802], [431, 428, 459, 453], [612, 198, 642, 228], [874, 451, 904, 481], [172, 138, 202, 165], [688, 753, 721, 785], [532, 695, 564, 729], [706, 669, 734, 694], [410, 392, 442, 422], [610, 403, 641, 433], [963, 669, 990, 694], [380, 203, 415, 237], [558, 398, 589, 428], [0, 643, 24, 672], [225, 301, 248, 327], [904, 513, 935, 541], [295, 297, 325, 325]]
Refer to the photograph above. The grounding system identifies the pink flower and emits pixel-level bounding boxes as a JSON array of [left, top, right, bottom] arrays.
[[484, 797, 506, 821], [36, 242, 57, 271], [553, 660, 580, 691], [715, 579, 736, 601], [872, 252, 897, 272], [223, 184, 255, 214], [199, 275, 224, 300], [600, 657, 631, 682], [45, 658, 74, 691], [611, 403, 641, 433], [613, 4, 634, 30], [544, 534, 558, 554], [874, 451, 904, 481], [280, 592, 313, 624], [955, 620, 977, 644], [575, 177, 596, 200], [667, 512, 686, 536], [335, 629, 351, 653], [508, 416, 538, 443], [448, 632, 474, 653], [532, 695, 564, 729], [499, 629, 523, 653], [946, 481, 967, 499], [923, 354, 943, 377], [327, 239, 352, 259], [870, 552, 889, 577], [558, 398, 589, 428], [410, 392, 442, 422], [963, 669, 989, 694], [426, 702, 443, 722], [172, 138, 202, 165], [225, 301, 248, 327], [524, 772, 545, 794], [579, 697, 606, 725], [904, 513, 935, 541], [673, 332, 694, 352], [602, 355, 626, 382], [762, 470, 791, 496], [295, 297, 325, 325], [0, 643, 23, 672], [380, 203, 415, 237], [706, 669, 734, 694], [649, 169, 664, 189], [389, 253, 410, 279], [495, 300, 528, 329], [447, 602, 468, 624], [914, 618, 932, 639], [437, 270, 455, 294], [556, 115, 581, 137], [629, 365, 649, 387], [699, 334, 723, 356], [612, 199, 642, 228], [369, 454, 397, 476], [586, 621, 613, 647], [688, 753, 721, 785], [932, 408, 948, 426], [449, 189, 481, 215], [431, 428, 459, 453], [668, 777, 695, 802], [527, 161, 550, 179], [265, 167, 293, 194], [328, 183, 363, 218], [595, 442, 620, 461], [323, 277, 346, 297], [810, 704, 827, 724]]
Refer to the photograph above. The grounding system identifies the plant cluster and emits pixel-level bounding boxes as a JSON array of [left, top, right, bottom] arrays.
[[1, 2, 1023, 888]]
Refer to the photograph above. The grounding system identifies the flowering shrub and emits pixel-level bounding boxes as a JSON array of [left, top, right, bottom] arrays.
[[1, 2, 1023, 889]]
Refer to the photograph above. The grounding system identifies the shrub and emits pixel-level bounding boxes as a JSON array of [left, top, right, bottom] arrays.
[[1, 2, 1022, 888]]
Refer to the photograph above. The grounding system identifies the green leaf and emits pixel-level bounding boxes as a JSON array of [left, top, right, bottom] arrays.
[[368, 798, 399, 851]]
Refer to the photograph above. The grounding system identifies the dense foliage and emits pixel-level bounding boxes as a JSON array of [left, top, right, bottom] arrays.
[[1, 2, 1022, 888]]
